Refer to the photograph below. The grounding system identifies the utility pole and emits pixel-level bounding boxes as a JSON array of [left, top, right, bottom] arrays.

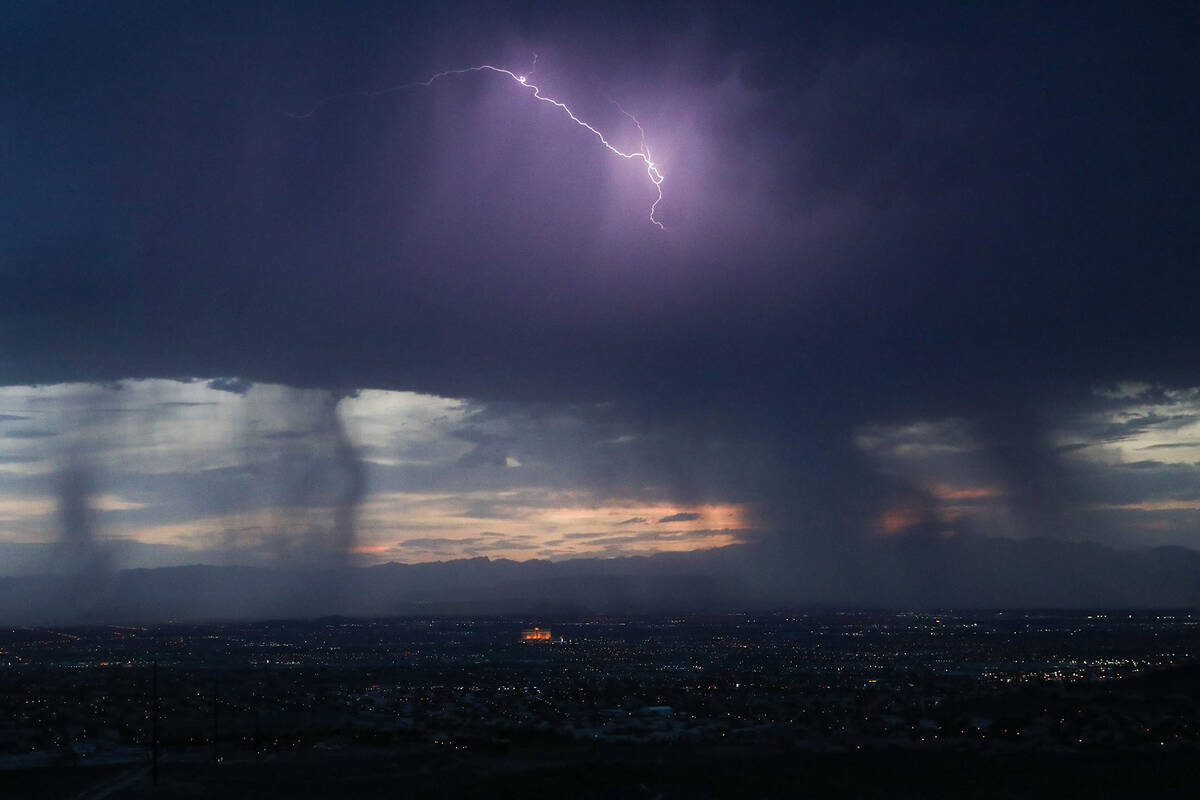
[[151, 658, 159, 787], [253, 695, 261, 766], [212, 679, 220, 765]]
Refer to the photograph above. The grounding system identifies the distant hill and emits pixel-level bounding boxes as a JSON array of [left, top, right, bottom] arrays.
[[1, 535, 1199, 623]]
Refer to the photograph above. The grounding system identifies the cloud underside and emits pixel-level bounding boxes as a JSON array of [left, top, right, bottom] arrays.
[[1, 376, 1199, 579], [0, 381, 755, 570]]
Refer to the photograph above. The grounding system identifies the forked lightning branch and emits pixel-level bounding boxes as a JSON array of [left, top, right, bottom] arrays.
[[292, 58, 666, 229]]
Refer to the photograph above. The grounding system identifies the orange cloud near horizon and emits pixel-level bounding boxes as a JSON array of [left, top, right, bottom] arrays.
[[928, 485, 1002, 500], [99, 496, 754, 565], [876, 506, 926, 535]]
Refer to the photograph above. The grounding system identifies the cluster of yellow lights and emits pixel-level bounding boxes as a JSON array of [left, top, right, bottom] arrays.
[[520, 627, 552, 641]]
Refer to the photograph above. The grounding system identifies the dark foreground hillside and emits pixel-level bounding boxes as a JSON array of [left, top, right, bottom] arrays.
[[3, 743, 1197, 799], [3, 614, 1196, 797]]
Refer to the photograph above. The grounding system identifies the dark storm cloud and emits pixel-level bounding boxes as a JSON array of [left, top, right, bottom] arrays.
[[472, 537, 534, 550], [1088, 464, 1200, 506], [1087, 414, 1197, 444], [208, 378, 253, 395], [459, 499, 519, 520], [3, 429, 58, 439], [454, 428, 513, 468], [2, 0, 1192, 403], [399, 537, 488, 549], [1, 1, 1197, 602], [574, 529, 731, 548], [262, 429, 316, 440], [658, 512, 700, 523]]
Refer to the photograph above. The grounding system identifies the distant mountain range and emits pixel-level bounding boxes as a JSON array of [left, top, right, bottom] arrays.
[[2, 535, 1199, 623]]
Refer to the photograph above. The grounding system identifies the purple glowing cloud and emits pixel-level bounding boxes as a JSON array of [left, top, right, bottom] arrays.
[[292, 56, 666, 228]]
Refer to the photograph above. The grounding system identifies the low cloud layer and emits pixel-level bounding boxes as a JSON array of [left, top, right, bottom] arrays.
[[0, 381, 752, 573]]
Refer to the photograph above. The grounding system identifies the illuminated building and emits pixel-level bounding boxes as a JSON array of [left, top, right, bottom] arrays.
[[521, 627, 551, 641]]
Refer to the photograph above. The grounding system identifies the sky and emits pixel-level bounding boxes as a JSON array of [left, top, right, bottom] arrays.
[[1, 2, 1199, 595]]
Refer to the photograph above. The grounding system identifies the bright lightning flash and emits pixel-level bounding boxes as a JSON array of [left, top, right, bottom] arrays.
[[292, 60, 665, 229]]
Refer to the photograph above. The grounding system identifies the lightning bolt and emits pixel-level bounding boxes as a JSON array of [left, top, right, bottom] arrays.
[[290, 58, 665, 229]]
